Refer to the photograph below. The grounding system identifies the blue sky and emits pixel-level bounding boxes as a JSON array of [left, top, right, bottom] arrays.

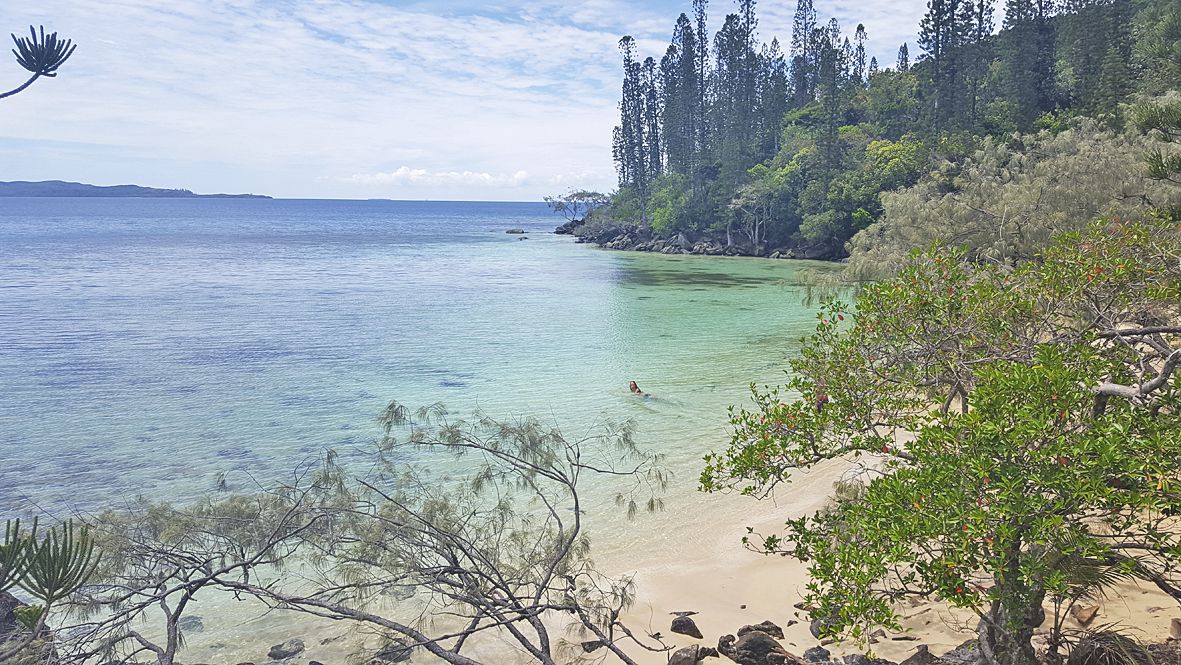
[[0, 1, 924, 200]]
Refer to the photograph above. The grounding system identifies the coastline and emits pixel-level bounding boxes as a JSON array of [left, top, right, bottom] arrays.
[[613, 456, 1180, 665], [555, 219, 842, 261]]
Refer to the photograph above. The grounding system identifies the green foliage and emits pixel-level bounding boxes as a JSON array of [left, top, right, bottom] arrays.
[[0, 519, 33, 593], [1133, 98, 1181, 182], [1, 25, 77, 100], [20, 520, 99, 605], [703, 217, 1181, 662], [846, 116, 1181, 279], [650, 174, 690, 233], [12, 605, 45, 631], [0, 520, 98, 663], [1066, 628, 1153, 665], [543, 189, 609, 222]]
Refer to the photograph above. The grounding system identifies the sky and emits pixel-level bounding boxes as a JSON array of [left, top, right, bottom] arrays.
[[0, 1, 925, 201]]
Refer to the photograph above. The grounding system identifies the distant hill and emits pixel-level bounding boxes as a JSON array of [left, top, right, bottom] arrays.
[[0, 180, 271, 199]]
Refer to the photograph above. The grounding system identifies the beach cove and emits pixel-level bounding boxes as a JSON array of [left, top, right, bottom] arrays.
[[1, 197, 845, 662]]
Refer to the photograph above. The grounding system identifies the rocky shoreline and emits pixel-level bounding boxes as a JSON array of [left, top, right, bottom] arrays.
[[652, 613, 1181, 665], [554, 218, 839, 261]]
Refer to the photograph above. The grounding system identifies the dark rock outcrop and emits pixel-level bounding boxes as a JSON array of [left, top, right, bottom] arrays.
[[803, 646, 832, 663], [0, 592, 58, 665], [673, 614, 705, 639], [178, 615, 204, 634], [739, 621, 784, 640], [843, 654, 896, 665], [939, 639, 981, 665], [372, 638, 412, 663], [900, 645, 942, 665], [267, 638, 305, 660], [810, 617, 840, 640], [0, 592, 22, 643], [671, 644, 722, 664], [718, 630, 800, 665], [554, 218, 587, 235], [505, 228, 527, 234]]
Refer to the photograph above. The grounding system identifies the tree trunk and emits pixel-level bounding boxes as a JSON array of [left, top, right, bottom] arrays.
[[977, 591, 1045, 665]]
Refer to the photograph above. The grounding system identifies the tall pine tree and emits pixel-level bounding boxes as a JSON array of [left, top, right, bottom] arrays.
[[791, 0, 818, 104], [758, 38, 790, 156], [853, 24, 869, 85], [1001, 0, 1057, 126], [918, 0, 974, 130]]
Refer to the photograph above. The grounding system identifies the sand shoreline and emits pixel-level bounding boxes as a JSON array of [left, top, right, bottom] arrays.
[[611, 460, 1180, 665], [162, 451, 1180, 664]]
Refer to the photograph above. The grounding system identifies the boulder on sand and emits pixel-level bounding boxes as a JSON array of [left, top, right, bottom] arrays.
[[672, 614, 704, 639]]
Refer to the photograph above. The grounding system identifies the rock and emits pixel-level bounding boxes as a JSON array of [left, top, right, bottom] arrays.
[[803, 646, 831, 663], [939, 639, 981, 665], [1071, 604, 1100, 626], [900, 645, 941, 665], [554, 218, 586, 235], [890, 635, 920, 641], [372, 637, 412, 663], [718, 630, 797, 665], [267, 639, 305, 661], [517, 236, 528, 240], [672, 614, 704, 639], [178, 615, 204, 634], [670, 644, 721, 665], [809, 617, 839, 640], [0, 591, 58, 664], [843, 654, 895, 665], [1171, 618, 1181, 640], [671, 610, 700, 617], [739, 620, 785, 640], [505, 228, 526, 234], [310, 661, 326, 665], [0, 591, 23, 642]]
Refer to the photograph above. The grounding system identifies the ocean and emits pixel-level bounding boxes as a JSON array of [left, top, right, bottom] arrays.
[[0, 197, 834, 660]]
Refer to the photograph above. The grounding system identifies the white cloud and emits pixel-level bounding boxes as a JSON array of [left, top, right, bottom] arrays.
[[343, 167, 531, 188]]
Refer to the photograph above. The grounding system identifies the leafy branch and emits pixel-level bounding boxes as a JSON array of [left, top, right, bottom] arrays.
[[1, 25, 77, 100]]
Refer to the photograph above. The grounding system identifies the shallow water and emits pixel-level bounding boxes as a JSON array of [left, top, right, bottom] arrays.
[[0, 197, 837, 660]]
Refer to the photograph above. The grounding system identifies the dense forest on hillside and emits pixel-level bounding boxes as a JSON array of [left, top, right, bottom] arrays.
[[587, 0, 1181, 266]]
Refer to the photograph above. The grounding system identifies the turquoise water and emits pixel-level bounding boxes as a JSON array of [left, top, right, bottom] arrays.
[[0, 198, 830, 530]]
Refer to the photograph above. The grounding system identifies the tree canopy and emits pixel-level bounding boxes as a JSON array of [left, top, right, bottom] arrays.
[[596, 0, 1181, 260], [702, 215, 1181, 665]]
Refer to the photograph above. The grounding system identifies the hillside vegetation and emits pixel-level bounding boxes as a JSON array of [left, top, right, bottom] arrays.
[[592, 0, 1181, 268]]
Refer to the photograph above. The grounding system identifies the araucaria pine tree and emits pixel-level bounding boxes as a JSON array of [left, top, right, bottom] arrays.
[[918, 0, 974, 129]]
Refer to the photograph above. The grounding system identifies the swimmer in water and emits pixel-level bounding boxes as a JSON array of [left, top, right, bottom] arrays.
[[628, 381, 645, 395]]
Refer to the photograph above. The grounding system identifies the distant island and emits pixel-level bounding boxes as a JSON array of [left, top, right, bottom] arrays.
[[0, 180, 271, 199]]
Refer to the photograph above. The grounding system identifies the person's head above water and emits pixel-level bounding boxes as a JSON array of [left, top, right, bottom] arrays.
[[628, 381, 642, 394]]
